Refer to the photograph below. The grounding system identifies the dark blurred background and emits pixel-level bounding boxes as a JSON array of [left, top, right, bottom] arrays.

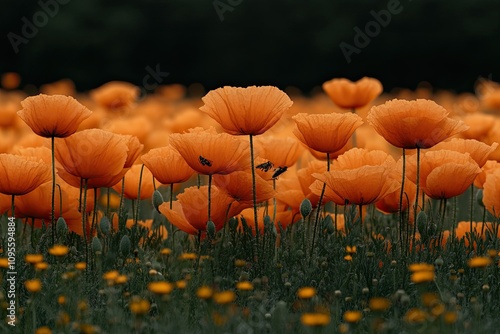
[[1, 0, 499, 94]]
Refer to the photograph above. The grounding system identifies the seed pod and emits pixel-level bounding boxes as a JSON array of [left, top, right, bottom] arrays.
[[300, 198, 312, 219], [56, 217, 68, 235], [100, 216, 111, 235], [119, 235, 131, 257], [92, 236, 102, 253], [152, 190, 164, 212], [207, 221, 216, 239]]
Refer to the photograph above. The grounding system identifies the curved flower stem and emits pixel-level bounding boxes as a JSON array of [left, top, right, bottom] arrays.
[[412, 147, 421, 254], [311, 153, 330, 259], [272, 179, 277, 223], [249, 134, 259, 261], [399, 148, 406, 255], [207, 174, 212, 222], [438, 198, 447, 247], [51, 136, 56, 245], [119, 176, 126, 221], [135, 164, 145, 225], [470, 184, 474, 235], [82, 178, 89, 268]]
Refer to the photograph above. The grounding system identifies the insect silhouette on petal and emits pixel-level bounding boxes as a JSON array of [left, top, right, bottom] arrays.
[[272, 166, 288, 179], [256, 160, 274, 172], [199, 155, 212, 167]]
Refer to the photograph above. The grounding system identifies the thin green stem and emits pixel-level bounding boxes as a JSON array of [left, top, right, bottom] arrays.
[[311, 153, 330, 258], [51, 136, 56, 245], [82, 179, 89, 268], [399, 148, 406, 255], [249, 134, 259, 259], [412, 147, 421, 253], [135, 164, 146, 224], [272, 179, 277, 223], [207, 174, 212, 222], [470, 184, 474, 235], [438, 198, 447, 248]]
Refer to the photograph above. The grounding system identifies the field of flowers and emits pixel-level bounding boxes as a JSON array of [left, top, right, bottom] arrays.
[[0, 73, 500, 333]]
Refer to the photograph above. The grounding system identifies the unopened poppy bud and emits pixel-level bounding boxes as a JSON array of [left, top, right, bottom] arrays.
[[152, 190, 164, 212], [476, 189, 484, 207], [206, 221, 216, 239], [300, 198, 312, 218], [322, 215, 334, 234], [264, 215, 273, 231], [435, 256, 444, 267], [56, 217, 68, 235], [100, 216, 111, 235], [416, 211, 427, 234], [228, 217, 239, 231], [119, 235, 131, 257], [92, 236, 102, 253]]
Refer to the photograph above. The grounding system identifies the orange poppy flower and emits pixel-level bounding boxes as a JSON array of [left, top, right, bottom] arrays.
[[293, 113, 363, 154], [0, 101, 20, 128], [454, 221, 500, 247], [40, 79, 76, 96], [296, 160, 326, 207], [375, 158, 416, 214], [480, 86, 500, 111], [158, 186, 234, 234], [367, 99, 468, 149], [0, 193, 10, 214], [460, 114, 496, 140], [122, 135, 144, 168], [57, 167, 129, 189], [312, 148, 398, 205], [112, 164, 155, 200], [199, 86, 293, 135], [309, 179, 344, 205], [54, 129, 129, 180], [0, 154, 51, 195], [255, 136, 303, 168], [429, 139, 498, 168], [274, 161, 328, 212], [90, 81, 139, 111], [238, 205, 300, 233], [313, 165, 399, 205], [103, 115, 152, 144], [322, 77, 383, 109], [1, 72, 21, 90], [15, 181, 90, 234], [12, 146, 52, 164], [214, 171, 275, 217], [483, 170, 500, 217], [406, 150, 481, 200], [141, 146, 195, 185], [18, 94, 92, 138], [474, 160, 500, 188], [169, 128, 250, 175]]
